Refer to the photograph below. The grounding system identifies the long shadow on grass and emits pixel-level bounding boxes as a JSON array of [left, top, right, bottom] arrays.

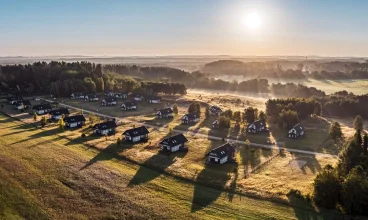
[[128, 150, 187, 186], [9, 127, 60, 145], [80, 143, 120, 170], [287, 193, 338, 220], [191, 162, 236, 212]]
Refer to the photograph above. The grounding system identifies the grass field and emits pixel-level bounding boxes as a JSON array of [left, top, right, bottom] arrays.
[[0, 113, 342, 219], [303, 79, 368, 95]]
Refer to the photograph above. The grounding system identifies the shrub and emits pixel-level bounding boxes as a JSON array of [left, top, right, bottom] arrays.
[[81, 133, 86, 138], [117, 138, 122, 145]]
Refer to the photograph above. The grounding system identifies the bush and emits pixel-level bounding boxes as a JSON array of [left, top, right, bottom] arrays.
[[313, 166, 341, 209], [117, 138, 122, 145], [81, 133, 86, 138]]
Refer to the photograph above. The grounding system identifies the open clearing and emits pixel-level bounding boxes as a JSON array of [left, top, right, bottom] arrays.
[[0, 113, 342, 219]]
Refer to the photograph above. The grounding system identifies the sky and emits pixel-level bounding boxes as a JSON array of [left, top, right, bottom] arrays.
[[1, 0, 368, 57]]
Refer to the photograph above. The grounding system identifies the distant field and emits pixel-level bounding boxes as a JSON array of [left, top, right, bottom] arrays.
[[0, 113, 342, 219], [303, 79, 368, 95]]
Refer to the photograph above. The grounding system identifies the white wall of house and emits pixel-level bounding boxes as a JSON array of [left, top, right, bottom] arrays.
[[220, 156, 228, 164], [132, 136, 141, 142], [69, 122, 77, 128]]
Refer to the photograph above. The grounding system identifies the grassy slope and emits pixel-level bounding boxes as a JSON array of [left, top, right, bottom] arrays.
[[0, 114, 341, 219]]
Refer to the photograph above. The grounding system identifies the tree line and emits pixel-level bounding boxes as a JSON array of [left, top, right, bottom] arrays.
[[0, 62, 187, 97]]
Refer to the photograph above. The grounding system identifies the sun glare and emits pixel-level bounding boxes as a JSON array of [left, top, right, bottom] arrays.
[[245, 12, 262, 30]]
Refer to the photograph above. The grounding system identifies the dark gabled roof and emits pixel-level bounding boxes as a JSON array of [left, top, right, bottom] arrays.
[[32, 104, 52, 110], [208, 143, 235, 158], [182, 113, 199, 120], [16, 100, 31, 106], [121, 101, 136, 107], [102, 97, 117, 102], [64, 115, 86, 123], [248, 120, 265, 129], [160, 133, 188, 147], [291, 124, 304, 133], [93, 121, 117, 130], [115, 92, 128, 96], [157, 108, 173, 115], [72, 92, 85, 96], [123, 126, 149, 136], [210, 106, 222, 113], [49, 108, 70, 116]]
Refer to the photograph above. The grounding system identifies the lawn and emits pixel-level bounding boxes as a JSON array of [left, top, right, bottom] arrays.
[[1, 102, 338, 202], [0, 113, 342, 219]]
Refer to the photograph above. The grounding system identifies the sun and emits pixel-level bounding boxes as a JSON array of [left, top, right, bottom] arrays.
[[245, 12, 262, 30]]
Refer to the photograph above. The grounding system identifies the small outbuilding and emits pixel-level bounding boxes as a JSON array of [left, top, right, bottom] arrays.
[[84, 94, 99, 102], [210, 106, 223, 116], [15, 100, 31, 110]]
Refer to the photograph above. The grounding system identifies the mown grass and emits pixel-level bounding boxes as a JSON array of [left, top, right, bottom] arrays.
[[0, 114, 342, 219]]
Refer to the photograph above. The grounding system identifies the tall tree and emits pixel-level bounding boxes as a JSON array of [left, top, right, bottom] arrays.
[[354, 115, 364, 131], [329, 122, 342, 140]]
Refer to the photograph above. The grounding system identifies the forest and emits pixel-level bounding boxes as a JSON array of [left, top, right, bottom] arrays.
[[0, 62, 187, 96], [201, 59, 368, 80]]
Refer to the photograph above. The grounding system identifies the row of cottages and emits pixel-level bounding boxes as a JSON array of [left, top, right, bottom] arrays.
[[7, 96, 23, 105], [121, 101, 137, 111], [288, 124, 304, 139], [207, 143, 236, 164], [105, 91, 129, 99], [156, 108, 173, 118], [71, 92, 85, 99], [15, 100, 31, 110], [159, 133, 188, 152], [93, 121, 117, 136], [210, 105, 223, 116], [32, 103, 52, 115], [101, 97, 117, 106], [63, 115, 86, 128], [49, 108, 70, 120], [247, 120, 267, 133], [181, 113, 200, 124], [123, 126, 150, 142], [84, 94, 99, 102]]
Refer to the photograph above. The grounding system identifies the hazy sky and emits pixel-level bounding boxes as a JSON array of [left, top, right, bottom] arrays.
[[1, 0, 368, 56]]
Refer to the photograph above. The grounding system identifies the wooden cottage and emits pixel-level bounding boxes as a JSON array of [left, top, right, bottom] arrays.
[[133, 94, 144, 102], [181, 113, 200, 124], [63, 115, 86, 128], [70, 92, 85, 99], [288, 124, 304, 139], [147, 96, 161, 104], [84, 94, 99, 102], [121, 101, 137, 110], [122, 126, 149, 142], [247, 120, 266, 134], [156, 108, 173, 118], [210, 106, 223, 116], [49, 108, 70, 120], [93, 121, 117, 136], [15, 100, 31, 110], [101, 97, 117, 106], [32, 104, 52, 115], [207, 143, 236, 164], [212, 119, 219, 129], [159, 133, 188, 152]]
